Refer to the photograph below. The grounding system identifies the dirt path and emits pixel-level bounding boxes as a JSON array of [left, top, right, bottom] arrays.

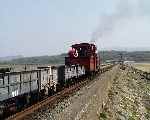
[[26, 66, 119, 120]]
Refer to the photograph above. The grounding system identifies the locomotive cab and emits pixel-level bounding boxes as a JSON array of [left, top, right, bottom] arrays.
[[65, 43, 100, 73]]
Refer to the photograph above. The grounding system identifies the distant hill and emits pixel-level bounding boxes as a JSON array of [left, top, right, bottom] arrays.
[[100, 51, 150, 62], [0, 54, 66, 64], [1, 51, 150, 64], [0, 55, 23, 62]]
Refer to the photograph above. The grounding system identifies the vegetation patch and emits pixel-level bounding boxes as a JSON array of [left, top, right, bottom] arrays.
[[99, 112, 107, 120]]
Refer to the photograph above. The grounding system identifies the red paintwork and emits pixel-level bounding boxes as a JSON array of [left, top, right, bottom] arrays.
[[65, 43, 100, 72]]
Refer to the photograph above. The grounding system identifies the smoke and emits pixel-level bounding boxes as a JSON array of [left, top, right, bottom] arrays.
[[91, 0, 150, 44]]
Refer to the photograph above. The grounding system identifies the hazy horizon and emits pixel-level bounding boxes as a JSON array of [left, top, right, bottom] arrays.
[[1, 46, 150, 58], [0, 0, 150, 57]]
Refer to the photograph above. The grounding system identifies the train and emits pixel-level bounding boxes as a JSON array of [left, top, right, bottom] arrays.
[[0, 43, 113, 119]]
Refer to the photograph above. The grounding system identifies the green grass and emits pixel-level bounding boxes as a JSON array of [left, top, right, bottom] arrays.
[[99, 112, 107, 120]]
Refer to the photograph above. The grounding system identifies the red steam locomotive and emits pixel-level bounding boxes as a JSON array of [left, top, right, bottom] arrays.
[[65, 43, 100, 73]]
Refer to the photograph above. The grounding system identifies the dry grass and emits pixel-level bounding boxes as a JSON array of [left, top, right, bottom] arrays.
[[132, 63, 150, 72]]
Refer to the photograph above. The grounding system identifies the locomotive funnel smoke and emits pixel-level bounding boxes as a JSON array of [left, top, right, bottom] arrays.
[[91, 0, 149, 44], [91, 14, 119, 42]]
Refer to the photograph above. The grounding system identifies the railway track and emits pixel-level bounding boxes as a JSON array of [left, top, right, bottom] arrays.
[[7, 64, 115, 120]]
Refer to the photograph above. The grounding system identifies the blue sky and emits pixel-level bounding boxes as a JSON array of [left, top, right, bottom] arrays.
[[0, 0, 150, 57]]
